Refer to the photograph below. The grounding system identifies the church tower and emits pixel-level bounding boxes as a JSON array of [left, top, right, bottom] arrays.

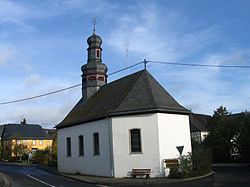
[[81, 23, 108, 102]]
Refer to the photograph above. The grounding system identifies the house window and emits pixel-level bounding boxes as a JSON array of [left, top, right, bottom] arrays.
[[17, 140, 21, 145], [47, 141, 51, 146], [23, 140, 27, 144], [130, 129, 142, 153], [32, 140, 36, 146], [93, 133, 100, 155], [66, 137, 71, 157], [39, 140, 43, 145], [78, 135, 84, 156]]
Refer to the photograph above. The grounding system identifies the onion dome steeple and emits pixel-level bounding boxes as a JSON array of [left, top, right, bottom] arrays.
[[81, 20, 108, 102]]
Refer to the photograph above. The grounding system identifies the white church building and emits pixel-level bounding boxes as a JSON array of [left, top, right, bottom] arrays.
[[56, 29, 192, 178]]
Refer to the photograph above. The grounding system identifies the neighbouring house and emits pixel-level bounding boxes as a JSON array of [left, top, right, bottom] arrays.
[[56, 30, 192, 178], [43, 128, 56, 140], [189, 113, 211, 143], [0, 120, 53, 160]]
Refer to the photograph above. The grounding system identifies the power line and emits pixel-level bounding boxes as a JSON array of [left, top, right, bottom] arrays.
[[0, 61, 144, 105], [1, 59, 249, 106], [0, 84, 81, 105], [148, 60, 250, 68], [108, 61, 144, 76]]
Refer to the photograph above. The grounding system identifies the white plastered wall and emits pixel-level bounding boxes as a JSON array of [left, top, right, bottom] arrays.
[[57, 119, 112, 177], [157, 113, 192, 174], [111, 113, 161, 177]]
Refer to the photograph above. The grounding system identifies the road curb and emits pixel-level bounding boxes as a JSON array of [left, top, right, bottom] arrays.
[[54, 171, 215, 186], [168, 171, 216, 184], [0, 162, 215, 186], [0, 172, 10, 187]]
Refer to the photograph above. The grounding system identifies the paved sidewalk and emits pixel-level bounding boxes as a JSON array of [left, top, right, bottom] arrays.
[[58, 172, 214, 185], [37, 164, 214, 186], [1, 162, 214, 186]]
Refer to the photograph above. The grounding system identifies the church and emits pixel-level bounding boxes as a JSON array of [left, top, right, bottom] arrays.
[[56, 28, 192, 178]]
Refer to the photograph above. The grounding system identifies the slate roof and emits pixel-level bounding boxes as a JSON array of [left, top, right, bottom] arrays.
[[189, 113, 211, 132], [1, 124, 51, 140], [43, 129, 56, 139], [57, 70, 190, 129]]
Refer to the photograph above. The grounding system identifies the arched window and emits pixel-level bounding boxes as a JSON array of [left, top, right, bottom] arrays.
[[66, 137, 71, 157], [130, 129, 142, 153], [93, 133, 100, 155], [96, 49, 100, 58], [78, 135, 84, 156]]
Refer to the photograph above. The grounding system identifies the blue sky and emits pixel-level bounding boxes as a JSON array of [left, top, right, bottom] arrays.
[[0, 0, 250, 128]]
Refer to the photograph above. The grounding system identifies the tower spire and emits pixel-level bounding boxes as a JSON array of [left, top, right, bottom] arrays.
[[92, 17, 96, 34], [81, 22, 108, 102]]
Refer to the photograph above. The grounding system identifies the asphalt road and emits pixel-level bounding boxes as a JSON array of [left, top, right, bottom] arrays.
[[0, 164, 97, 187], [0, 163, 250, 187], [212, 164, 250, 187], [118, 164, 250, 187]]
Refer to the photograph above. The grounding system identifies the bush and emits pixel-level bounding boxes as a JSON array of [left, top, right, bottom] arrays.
[[12, 144, 28, 161], [167, 145, 212, 179], [169, 168, 183, 178], [180, 153, 193, 177], [32, 150, 49, 164], [192, 147, 212, 176], [48, 160, 57, 167], [168, 153, 193, 179]]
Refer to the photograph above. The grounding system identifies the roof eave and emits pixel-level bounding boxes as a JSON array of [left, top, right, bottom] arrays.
[[56, 109, 190, 130]]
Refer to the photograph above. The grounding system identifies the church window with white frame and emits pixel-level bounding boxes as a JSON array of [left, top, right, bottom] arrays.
[[130, 129, 142, 153], [66, 137, 71, 157]]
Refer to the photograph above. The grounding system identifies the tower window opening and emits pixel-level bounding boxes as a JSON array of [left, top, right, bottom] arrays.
[[98, 77, 104, 81], [96, 49, 100, 58], [88, 76, 97, 81]]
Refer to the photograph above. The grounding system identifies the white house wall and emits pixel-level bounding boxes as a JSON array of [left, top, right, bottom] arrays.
[[201, 131, 209, 142], [57, 119, 112, 177], [157, 113, 192, 170], [111, 114, 161, 177]]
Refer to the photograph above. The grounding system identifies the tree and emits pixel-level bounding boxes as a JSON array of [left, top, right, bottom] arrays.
[[12, 143, 28, 161], [51, 131, 57, 161], [237, 112, 250, 162], [0, 142, 3, 160], [204, 106, 233, 162]]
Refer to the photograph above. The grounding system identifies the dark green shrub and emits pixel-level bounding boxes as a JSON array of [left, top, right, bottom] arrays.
[[168, 145, 212, 178], [33, 150, 49, 164], [180, 153, 193, 177], [192, 148, 212, 175], [169, 168, 183, 178]]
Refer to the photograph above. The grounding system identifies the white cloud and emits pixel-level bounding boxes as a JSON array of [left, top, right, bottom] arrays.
[[153, 48, 250, 115], [0, 0, 116, 23], [106, 5, 219, 63], [0, 47, 15, 65], [0, 0, 26, 22], [105, 2, 250, 115], [1, 101, 78, 128], [0, 74, 81, 128], [24, 74, 41, 86], [63, 0, 116, 13]]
